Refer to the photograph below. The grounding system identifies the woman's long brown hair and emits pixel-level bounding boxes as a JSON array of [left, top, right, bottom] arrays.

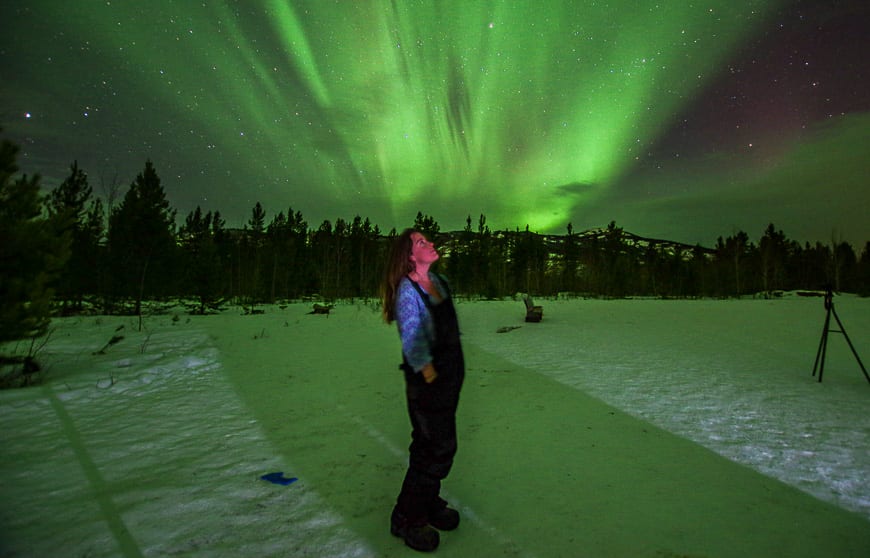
[[381, 228, 417, 324]]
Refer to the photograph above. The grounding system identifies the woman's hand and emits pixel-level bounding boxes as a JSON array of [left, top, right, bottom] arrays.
[[421, 363, 438, 384]]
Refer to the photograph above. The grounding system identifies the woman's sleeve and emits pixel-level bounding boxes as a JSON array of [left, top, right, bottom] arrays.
[[395, 281, 433, 372]]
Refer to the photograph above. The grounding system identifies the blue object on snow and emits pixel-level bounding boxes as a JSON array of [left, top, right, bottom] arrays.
[[260, 472, 298, 485]]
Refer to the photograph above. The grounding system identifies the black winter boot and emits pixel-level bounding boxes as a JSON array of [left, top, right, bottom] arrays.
[[429, 506, 460, 531], [391, 510, 440, 552]]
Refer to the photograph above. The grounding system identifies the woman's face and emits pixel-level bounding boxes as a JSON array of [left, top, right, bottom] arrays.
[[409, 232, 439, 269]]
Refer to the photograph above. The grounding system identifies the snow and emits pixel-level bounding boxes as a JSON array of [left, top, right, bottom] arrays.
[[1, 295, 869, 557]]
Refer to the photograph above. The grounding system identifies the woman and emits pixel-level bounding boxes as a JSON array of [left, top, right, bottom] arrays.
[[382, 228, 465, 552]]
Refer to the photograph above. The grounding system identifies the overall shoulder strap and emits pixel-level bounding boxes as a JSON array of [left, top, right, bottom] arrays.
[[435, 273, 452, 298], [407, 277, 433, 309]]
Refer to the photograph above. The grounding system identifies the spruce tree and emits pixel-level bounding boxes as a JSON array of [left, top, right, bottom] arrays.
[[0, 138, 69, 352], [107, 160, 176, 318], [266, 210, 288, 302], [241, 202, 266, 309], [413, 211, 440, 239], [857, 242, 870, 296], [180, 206, 221, 314], [46, 161, 100, 311], [285, 208, 309, 298]]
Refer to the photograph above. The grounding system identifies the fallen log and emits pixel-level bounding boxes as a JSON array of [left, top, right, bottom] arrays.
[[310, 303, 334, 315]]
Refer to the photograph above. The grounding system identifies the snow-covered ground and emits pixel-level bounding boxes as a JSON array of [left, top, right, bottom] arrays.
[[464, 295, 870, 520], [1, 294, 869, 557]]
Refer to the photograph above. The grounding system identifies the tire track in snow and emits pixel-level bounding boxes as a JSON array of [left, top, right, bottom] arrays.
[[45, 386, 144, 558], [1, 324, 376, 557]]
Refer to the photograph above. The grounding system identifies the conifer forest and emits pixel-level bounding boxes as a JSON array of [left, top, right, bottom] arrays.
[[3, 140, 870, 348]]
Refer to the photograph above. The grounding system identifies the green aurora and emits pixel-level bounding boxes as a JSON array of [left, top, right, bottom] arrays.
[[2, 1, 869, 245]]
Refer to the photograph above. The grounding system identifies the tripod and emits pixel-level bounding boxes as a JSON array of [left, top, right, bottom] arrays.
[[812, 288, 869, 384]]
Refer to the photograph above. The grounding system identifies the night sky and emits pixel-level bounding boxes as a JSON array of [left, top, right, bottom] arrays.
[[2, 1, 868, 247]]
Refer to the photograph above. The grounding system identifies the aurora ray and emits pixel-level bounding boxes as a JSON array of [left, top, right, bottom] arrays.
[[2, 0, 868, 246]]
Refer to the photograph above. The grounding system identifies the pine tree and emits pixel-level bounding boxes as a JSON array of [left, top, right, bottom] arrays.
[[348, 215, 381, 297], [107, 160, 176, 319], [241, 202, 266, 309], [46, 161, 99, 312], [179, 206, 223, 314], [0, 138, 69, 355], [473, 214, 492, 296], [831, 240, 857, 293], [82, 198, 106, 304], [413, 211, 440, 239], [716, 231, 751, 297], [857, 242, 870, 296], [311, 219, 335, 297], [266, 210, 289, 302], [249, 201, 266, 235], [760, 223, 788, 294]]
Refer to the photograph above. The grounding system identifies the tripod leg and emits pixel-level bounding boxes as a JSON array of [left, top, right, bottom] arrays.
[[831, 307, 870, 385], [812, 307, 832, 381], [819, 308, 834, 383]]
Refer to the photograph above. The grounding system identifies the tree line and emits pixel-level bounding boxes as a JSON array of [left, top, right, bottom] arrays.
[[3, 141, 870, 350], [442, 220, 869, 299]]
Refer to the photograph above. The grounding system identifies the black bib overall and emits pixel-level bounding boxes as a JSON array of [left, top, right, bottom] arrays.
[[394, 277, 465, 526]]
